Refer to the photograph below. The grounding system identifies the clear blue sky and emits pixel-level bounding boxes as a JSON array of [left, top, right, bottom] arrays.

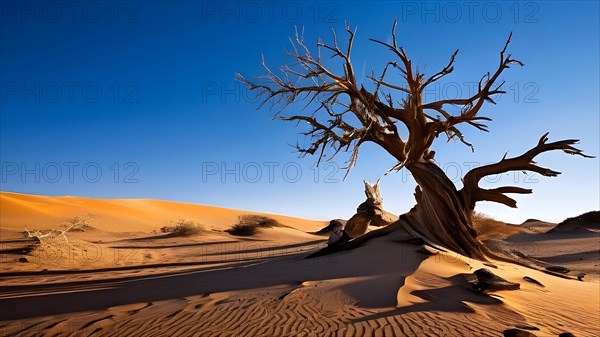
[[1, 1, 598, 223]]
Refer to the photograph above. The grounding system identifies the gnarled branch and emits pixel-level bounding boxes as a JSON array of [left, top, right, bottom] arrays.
[[461, 132, 594, 208]]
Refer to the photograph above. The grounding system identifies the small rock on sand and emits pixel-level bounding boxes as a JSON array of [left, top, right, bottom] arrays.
[[503, 328, 538, 337], [467, 268, 520, 292], [545, 266, 570, 274]]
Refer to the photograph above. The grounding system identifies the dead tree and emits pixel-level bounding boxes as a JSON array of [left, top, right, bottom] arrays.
[[237, 22, 592, 260]]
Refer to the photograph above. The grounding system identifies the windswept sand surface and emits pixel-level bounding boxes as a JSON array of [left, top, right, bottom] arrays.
[[1, 193, 598, 337]]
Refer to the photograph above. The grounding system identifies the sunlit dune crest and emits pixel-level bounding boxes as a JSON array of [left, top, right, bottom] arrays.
[[0, 191, 325, 233]]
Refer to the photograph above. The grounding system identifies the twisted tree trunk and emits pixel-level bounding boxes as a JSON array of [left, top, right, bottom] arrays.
[[402, 161, 487, 260]]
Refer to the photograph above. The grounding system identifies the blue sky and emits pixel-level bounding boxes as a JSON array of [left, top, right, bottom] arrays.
[[1, 1, 598, 223]]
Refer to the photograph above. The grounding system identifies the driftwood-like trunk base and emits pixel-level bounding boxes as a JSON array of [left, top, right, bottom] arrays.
[[308, 161, 488, 260], [401, 161, 488, 260]]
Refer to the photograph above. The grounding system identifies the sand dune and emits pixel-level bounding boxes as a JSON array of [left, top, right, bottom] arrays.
[[546, 211, 600, 235], [0, 193, 598, 336], [0, 191, 325, 233]]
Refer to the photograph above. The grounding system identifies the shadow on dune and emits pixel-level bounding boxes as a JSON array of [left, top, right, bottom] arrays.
[[0, 240, 327, 279], [110, 240, 247, 249], [347, 274, 524, 325], [0, 235, 425, 321], [200, 239, 327, 256], [122, 233, 267, 242], [540, 249, 600, 263]]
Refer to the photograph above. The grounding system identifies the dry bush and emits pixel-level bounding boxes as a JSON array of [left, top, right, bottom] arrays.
[[63, 215, 96, 232], [225, 215, 281, 236], [160, 219, 204, 236], [471, 212, 520, 240], [237, 215, 281, 228], [24, 213, 96, 246], [226, 224, 260, 236]]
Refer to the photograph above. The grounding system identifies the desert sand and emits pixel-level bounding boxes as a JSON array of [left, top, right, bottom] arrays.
[[0, 191, 598, 336]]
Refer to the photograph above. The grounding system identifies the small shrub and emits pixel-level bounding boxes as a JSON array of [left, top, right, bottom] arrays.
[[471, 211, 519, 240], [160, 219, 204, 236], [225, 215, 281, 236], [237, 215, 281, 228], [225, 224, 259, 236]]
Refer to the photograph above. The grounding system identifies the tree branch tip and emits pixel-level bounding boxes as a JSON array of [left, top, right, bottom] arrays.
[[502, 32, 513, 52], [538, 132, 550, 144]]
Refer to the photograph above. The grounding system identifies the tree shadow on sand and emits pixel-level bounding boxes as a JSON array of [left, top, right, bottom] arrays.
[[0, 234, 425, 320], [348, 273, 526, 327]]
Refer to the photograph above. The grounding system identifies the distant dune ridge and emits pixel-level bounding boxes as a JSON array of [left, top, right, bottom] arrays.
[[0, 191, 325, 233], [545, 210, 600, 234], [0, 192, 598, 336]]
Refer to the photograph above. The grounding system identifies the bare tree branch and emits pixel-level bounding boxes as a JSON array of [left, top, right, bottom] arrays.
[[461, 133, 594, 208], [421, 49, 459, 90], [418, 33, 524, 152]]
